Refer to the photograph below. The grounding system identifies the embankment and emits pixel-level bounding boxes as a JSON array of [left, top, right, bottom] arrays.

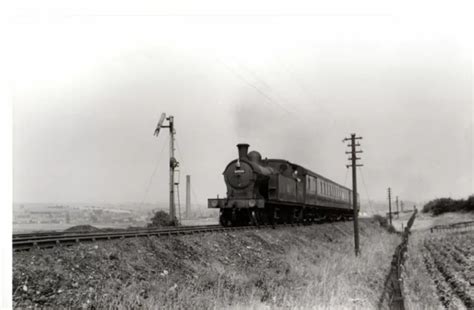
[[13, 218, 400, 309]]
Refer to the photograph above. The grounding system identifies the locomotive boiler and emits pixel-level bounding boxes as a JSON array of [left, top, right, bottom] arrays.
[[208, 144, 359, 226]]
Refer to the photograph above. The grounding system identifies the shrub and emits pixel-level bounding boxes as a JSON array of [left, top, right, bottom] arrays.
[[422, 195, 474, 215], [147, 211, 178, 227], [372, 214, 397, 233]]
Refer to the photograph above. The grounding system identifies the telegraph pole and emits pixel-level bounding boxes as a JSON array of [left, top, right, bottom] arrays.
[[388, 188, 392, 225], [343, 133, 363, 256], [401, 200, 404, 213], [396, 196, 399, 218]]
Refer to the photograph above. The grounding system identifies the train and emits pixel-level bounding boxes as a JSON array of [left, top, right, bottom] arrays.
[[208, 143, 359, 226]]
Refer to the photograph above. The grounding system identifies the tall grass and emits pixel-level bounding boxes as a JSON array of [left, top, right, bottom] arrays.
[[107, 222, 399, 309], [14, 220, 400, 309]]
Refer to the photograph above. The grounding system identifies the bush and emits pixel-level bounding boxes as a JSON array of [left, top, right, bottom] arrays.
[[147, 211, 178, 227], [422, 195, 474, 216], [372, 214, 397, 233]]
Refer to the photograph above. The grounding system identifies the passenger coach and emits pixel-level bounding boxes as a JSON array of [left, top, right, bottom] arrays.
[[209, 144, 359, 226]]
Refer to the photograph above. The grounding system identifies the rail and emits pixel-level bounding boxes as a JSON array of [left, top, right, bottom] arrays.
[[13, 217, 374, 252], [12, 225, 221, 241], [12, 223, 298, 252]]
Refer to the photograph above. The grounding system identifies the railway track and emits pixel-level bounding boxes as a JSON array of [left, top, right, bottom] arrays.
[[12, 223, 299, 252], [14, 217, 374, 252], [12, 225, 221, 240]]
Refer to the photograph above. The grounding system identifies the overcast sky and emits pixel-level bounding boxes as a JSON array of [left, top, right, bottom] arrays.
[[9, 3, 472, 209]]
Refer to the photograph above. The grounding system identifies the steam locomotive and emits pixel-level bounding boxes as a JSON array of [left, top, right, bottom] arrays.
[[208, 144, 359, 226]]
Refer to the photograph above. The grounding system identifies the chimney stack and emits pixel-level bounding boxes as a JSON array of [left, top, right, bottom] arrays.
[[185, 175, 191, 219], [237, 143, 249, 160]]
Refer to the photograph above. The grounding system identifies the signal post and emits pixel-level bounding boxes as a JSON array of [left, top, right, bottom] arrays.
[[154, 113, 179, 224]]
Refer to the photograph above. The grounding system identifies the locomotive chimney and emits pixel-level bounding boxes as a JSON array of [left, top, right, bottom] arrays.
[[237, 143, 249, 160]]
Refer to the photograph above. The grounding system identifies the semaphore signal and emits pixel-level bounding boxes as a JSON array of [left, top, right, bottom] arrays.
[[154, 113, 179, 225]]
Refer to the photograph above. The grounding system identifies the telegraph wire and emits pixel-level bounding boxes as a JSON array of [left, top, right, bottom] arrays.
[[275, 56, 335, 119], [343, 166, 350, 187], [232, 58, 273, 92], [139, 134, 169, 209], [226, 56, 318, 128], [234, 58, 295, 110], [215, 56, 295, 116], [175, 138, 204, 207], [358, 166, 376, 215]]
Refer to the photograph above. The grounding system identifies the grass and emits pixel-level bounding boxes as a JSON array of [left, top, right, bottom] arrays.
[[13, 219, 400, 309]]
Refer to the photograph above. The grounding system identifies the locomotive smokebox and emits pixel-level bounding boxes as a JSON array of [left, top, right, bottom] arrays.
[[237, 143, 250, 160]]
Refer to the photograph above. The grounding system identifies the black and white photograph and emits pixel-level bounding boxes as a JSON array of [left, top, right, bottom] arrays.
[[2, 1, 473, 309]]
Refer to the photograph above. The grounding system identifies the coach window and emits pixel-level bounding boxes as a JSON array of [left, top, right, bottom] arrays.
[[309, 177, 315, 193]]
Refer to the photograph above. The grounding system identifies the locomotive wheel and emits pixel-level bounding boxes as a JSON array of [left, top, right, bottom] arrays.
[[249, 209, 259, 227], [269, 207, 277, 229], [285, 208, 293, 225], [296, 208, 303, 225], [235, 209, 251, 226], [301, 209, 307, 225], [219, 210, 232, 227], [255, 209, 264, 226]]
